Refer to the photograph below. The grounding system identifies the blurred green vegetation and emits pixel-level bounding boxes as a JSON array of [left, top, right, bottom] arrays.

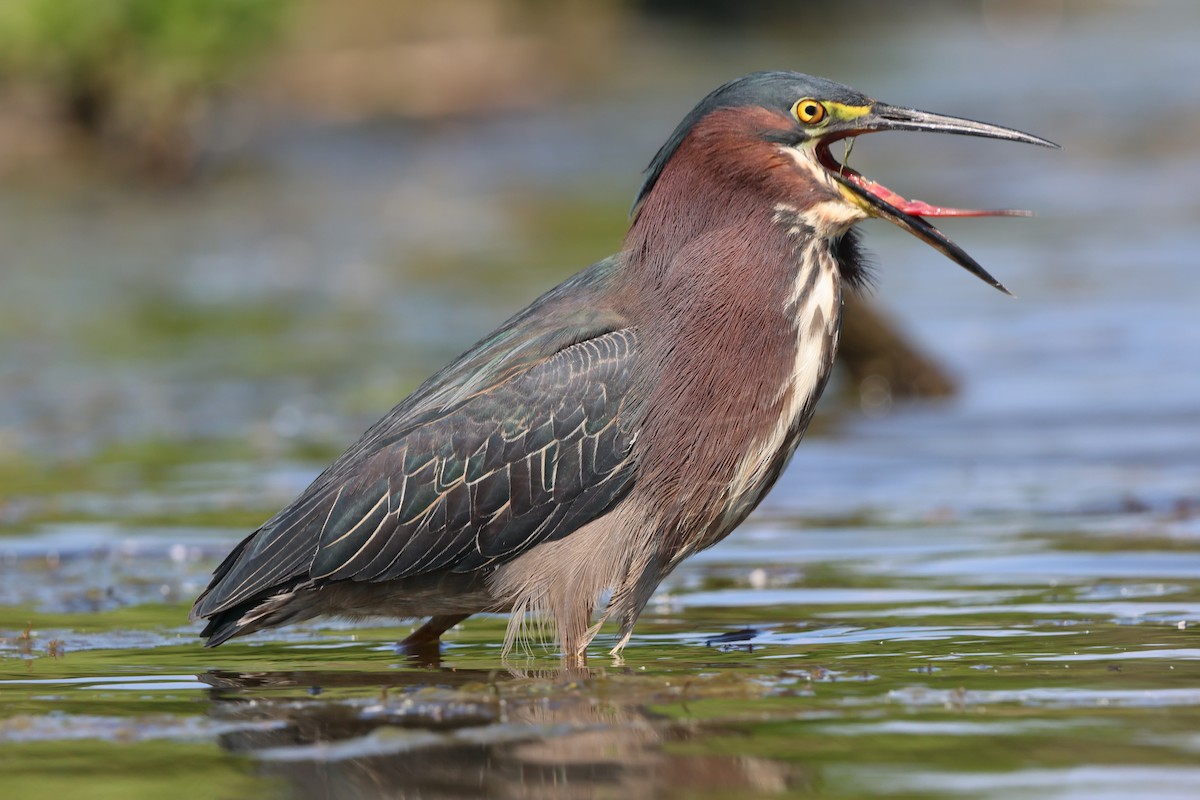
[[0, 0, 291, 173]]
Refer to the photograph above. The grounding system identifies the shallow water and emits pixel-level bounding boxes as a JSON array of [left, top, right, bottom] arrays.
[[3, 3, 1200, 798]]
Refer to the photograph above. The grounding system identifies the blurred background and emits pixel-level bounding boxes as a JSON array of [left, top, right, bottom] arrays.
[[0, 0, 1195, 506], [2, 2, 1200, 798]]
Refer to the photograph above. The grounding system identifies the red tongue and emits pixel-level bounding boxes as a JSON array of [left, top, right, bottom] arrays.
[[848, 173, 1030, 218]]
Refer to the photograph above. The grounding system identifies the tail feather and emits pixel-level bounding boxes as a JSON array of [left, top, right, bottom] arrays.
[[190, 533, 255, 622], [196, 584, 313, 647], [199, 608, 253, 648]]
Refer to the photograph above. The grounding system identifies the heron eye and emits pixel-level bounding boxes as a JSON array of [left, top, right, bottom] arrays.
[[793, 98, 827, 125]]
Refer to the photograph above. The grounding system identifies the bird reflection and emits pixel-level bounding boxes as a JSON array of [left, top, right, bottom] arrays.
[[200, 666, 809, 799]]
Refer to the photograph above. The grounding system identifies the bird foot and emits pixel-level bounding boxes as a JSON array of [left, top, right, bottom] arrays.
[[608, 627, 635, 659]]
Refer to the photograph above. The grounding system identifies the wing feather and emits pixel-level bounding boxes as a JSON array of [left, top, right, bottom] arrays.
[[192, 319, 640, 619]]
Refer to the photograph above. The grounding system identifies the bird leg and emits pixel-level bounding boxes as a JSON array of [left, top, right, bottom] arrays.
[[563, 648, 589, 671], [558, 604, 596, 669], [399, 613, 469, 650], [602, 551, 665, 659]]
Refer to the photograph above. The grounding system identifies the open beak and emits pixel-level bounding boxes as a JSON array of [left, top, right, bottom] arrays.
[[823, 102, 1059, 295]]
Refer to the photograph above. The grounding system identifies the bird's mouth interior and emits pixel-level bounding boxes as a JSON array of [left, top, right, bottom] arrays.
[[812, 135, 1032, 295], [815, 138, 1029, 219]]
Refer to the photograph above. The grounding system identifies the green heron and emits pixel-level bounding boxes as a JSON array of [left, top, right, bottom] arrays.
[[191, 72, 1055, 666]]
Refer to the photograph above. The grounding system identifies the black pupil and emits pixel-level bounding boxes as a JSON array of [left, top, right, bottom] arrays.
[[805, 104, 819, 118]]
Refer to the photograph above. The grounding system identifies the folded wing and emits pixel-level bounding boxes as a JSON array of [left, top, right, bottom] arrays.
[[191, 322, 640, 622]]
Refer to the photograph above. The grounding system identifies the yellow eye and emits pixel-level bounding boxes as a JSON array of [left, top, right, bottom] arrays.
[[793, 98, 827, 125]]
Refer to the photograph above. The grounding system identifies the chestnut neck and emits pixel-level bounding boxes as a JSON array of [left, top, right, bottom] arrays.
[[622, 107, 838, 290]]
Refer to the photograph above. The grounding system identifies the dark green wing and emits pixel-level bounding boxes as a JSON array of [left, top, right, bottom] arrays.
[[192, 258, 640, 619], [309, 328, 637, 580]]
